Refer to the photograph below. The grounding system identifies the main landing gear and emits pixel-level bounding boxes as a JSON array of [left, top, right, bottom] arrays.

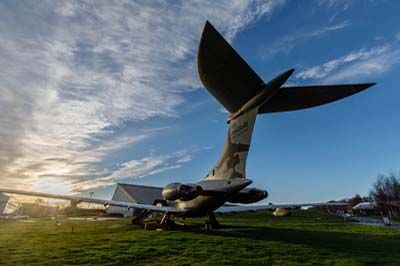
[[160, 213, 175, 230], [138, 212, 220, 231], [205, 212, 220, 231], [131, 210, 151, 225]]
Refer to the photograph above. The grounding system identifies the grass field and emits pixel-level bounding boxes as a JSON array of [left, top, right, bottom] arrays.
[[1, 210, 399, 266]]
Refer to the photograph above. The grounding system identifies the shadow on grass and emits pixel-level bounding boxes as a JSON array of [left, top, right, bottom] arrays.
[[190, 225, 400, 263]]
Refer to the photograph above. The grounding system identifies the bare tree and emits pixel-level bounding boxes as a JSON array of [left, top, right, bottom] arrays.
[[348, 194, 363, 207], [369, 172, 400, 218]]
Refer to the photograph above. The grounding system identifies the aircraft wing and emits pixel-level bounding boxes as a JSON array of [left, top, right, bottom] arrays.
[[0, 188, 182, 213], [215, 202, 349, 213]]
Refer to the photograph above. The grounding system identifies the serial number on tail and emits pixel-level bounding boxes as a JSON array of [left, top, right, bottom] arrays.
[[231, 121, 248, 137]]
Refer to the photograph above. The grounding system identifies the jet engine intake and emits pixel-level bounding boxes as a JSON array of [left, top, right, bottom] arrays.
[[228, 188, 268, 204], [162, 183, 203, 201]]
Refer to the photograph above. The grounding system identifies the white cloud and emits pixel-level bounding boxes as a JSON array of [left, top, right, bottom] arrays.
[[317, 0, 357, 22], [318, 0, 353, 11], [176, 154, 192, 163], [0, 1, 283, 191], [295, 45, 391, 81], [75, 148, 196, 190], [323, 49, 400, 83], [32, 179, 73, 195]]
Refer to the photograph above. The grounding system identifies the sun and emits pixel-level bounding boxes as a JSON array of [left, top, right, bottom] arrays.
[[32, 179, 73, 195]]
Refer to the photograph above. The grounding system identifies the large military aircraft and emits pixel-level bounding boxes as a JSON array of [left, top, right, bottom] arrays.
[[0, 21, 373, 229]]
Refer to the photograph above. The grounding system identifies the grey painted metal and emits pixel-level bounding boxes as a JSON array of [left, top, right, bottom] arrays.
[[0, 188, 178, 213]]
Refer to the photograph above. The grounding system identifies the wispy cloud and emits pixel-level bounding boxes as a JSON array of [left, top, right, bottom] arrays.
[[75, 147, 203, 190], [323, 49, 400, 83], [261, 21, 349, 59], [295, 45, 389, 80], [317, 0, 353, 22], [0, 1, 283, 191]]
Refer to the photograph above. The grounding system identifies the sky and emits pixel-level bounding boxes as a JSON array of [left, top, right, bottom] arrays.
[[1, 0, 400, 204]]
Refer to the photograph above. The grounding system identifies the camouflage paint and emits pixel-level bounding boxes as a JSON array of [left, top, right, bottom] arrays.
[[206, 107, 259, 180]]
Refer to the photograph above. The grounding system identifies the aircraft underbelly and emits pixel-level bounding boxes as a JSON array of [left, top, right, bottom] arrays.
[[178, 195, 226, 217]]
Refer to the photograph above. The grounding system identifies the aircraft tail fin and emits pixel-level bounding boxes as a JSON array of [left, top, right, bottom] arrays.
[[206, 106, 258, 180], [258, 83, 375, 113], [197, 21, 264, 114], [198, 21, 375, 180], [197, 21, 375, 115]]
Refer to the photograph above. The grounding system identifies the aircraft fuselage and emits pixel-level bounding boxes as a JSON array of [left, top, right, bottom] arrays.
[[168, 178, 253, 217]]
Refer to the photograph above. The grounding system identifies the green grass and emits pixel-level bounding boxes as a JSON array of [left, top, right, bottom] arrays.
[[0, 210, 399, 265]]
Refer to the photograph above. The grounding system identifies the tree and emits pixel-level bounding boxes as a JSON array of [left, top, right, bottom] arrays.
[[348, 194, 363, 207], [369, 172, 400, 218]]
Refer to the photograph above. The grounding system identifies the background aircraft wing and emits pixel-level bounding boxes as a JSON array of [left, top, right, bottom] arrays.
[[0, 188, 182, 213], [215, 202, 349, 213]]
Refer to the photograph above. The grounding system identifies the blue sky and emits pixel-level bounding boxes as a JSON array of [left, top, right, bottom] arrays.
[[1, 0, 400, 203]]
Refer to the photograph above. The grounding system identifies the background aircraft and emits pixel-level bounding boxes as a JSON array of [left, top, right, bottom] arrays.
[[0, 21, 372, 229]]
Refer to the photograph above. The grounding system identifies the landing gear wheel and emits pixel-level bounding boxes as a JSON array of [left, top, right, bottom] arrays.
[[204, 220, 212, 231], [164, 219, 175, 230]]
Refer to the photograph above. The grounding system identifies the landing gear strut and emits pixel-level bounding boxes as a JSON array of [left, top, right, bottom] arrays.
[[160, 213, 175, 230], [205, 212, 220, 231]]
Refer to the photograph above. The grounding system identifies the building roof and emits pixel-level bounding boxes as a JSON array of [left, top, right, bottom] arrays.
[[0, 193, 10, 214], [0, 193, 9, 202], [117, 183, 163, 205]]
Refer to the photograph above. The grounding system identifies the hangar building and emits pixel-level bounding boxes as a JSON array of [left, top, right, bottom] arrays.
[[106, 183, 162, 217], [0, 193, 9, 214]]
